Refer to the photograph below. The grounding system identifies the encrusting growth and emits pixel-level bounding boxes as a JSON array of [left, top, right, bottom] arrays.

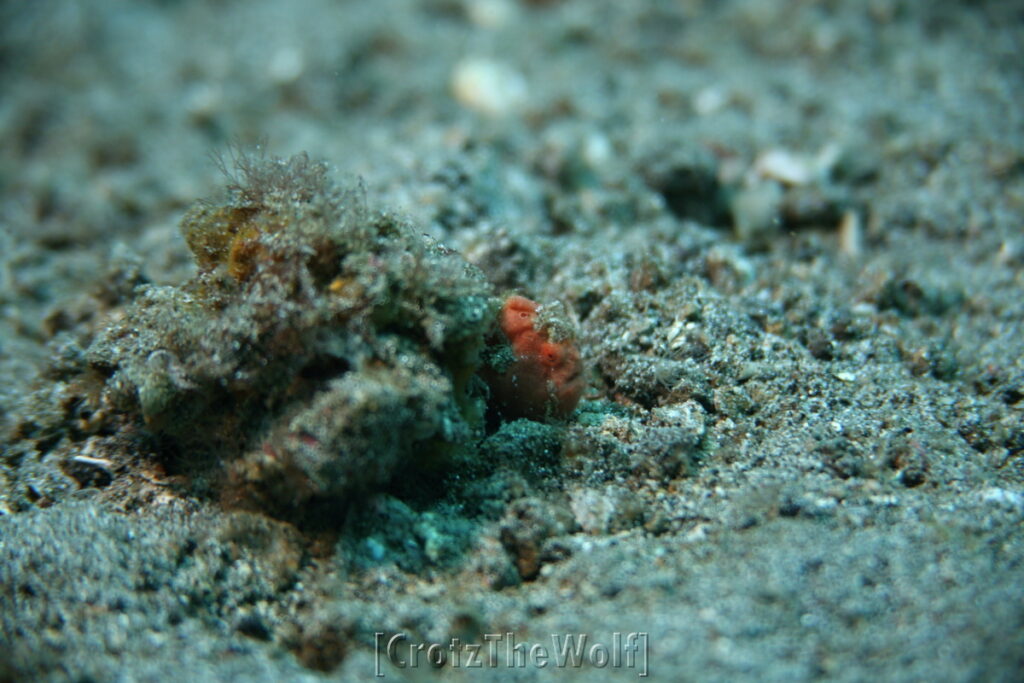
[[483, 295, 585, 420]]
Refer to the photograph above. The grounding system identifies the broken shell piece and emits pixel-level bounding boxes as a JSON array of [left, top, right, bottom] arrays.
[[753, 144, 840, 186]]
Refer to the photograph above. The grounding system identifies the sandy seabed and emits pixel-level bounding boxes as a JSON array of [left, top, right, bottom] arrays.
[[2, 1, 1023, 680]]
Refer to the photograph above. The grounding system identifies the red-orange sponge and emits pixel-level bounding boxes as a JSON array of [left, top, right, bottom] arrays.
[[485, 295, 584, 420]]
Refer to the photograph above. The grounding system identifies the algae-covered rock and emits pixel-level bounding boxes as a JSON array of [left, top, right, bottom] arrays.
[[11, 151, 499, 516]]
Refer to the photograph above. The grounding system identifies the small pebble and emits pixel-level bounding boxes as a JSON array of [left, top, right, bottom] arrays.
[[466, 0, 515, 28], [451, 57, 528, 116], [838, 209, 862, 257]]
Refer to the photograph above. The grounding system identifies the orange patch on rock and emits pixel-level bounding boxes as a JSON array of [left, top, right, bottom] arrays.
[[485, 295, 584, 420]]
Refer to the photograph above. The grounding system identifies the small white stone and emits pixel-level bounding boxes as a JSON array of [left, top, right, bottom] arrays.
[[184, 82, 222, 118], [851, 302, 876, 316], [268, 46, 304, 84], [582, 132, 612, 167], [665, 319, 686, 349], [451, 57, 528, 116], [732, 181, 782, 241], [753, 145, 840, 186], [754, 149, 816, 185], [466, 0, 515, 28], [693, 86, 729, 116], [838, 209, 862, 257], [995, 240, 1016, 266], [683, 524, 707, 543]]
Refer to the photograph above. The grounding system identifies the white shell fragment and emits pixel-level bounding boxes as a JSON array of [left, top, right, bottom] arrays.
[[451, 57, 528, 116], [753, 144, 840, 186]]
